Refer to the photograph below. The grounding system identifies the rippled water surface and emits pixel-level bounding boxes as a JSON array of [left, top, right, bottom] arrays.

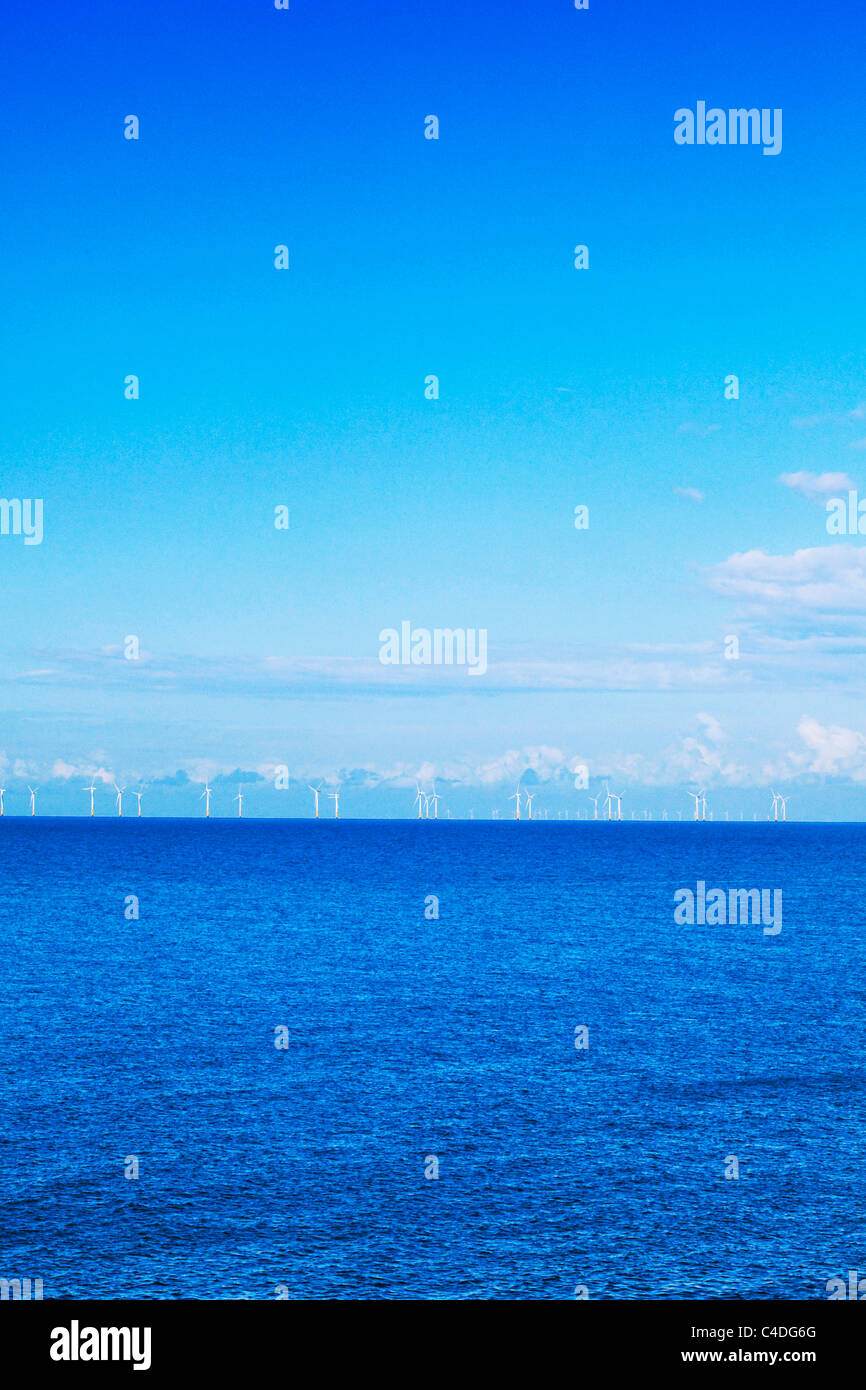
[[0, 819, 863, 1299]]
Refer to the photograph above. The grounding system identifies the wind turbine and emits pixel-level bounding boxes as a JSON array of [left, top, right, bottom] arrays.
[[509, 787, 521, 820], [234, 787, 243, 818], [524, 790, 535, 820], [84, 783, 96, 816], [309, 783, 322, 818], [777, 794, 789, 821], [114, 783, 125, 817], [135, 789, 144, 817], [0, 787, 5, 816], [588, 793, 601, 820], [413, 784, 424, 819], [770, 789, 779, 822], [430, 782, 440, 819], [687, 791, 701, 821], [609, 789, 623, 821], [700, 790, 707, 822], [200, 783, 212, 818], [28, 786, 38, 816], [330, 787, 341, 818]]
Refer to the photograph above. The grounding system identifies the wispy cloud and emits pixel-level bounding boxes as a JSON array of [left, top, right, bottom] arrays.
[[704, 545, 866, 617], [779, 470, 854, 500]]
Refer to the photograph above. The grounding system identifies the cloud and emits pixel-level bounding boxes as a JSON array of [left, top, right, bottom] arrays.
[[696, 712, 725, 745], [779, 470, 854, 500], [795, 716, 866, 779], [677, 423, 720, 437], [51, 760, 114, 783], [704, 545, 866, 615], [675, 486, 704, 502]]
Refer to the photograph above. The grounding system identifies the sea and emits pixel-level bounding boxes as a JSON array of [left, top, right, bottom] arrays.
[[1, 819, 863, 1300]]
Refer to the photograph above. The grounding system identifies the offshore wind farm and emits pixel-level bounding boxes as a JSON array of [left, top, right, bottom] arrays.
[[0, 776, 805, 822]]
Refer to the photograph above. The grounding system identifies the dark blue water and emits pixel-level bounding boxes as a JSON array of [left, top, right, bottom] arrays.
[[1, 819, 864, 1300]]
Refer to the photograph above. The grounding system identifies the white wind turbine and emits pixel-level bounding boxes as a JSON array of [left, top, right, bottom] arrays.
[[588, 793, 601, 820], [135, 789, 144, 817], [0, 787, 5, 816], [309, 783, 322, 818], [770, 789, 779, 821], [687, 791, 701, 821], [413, 783, 424, 819], [28, 786, 39, 816], [509, 787, 522, 820], [84, 784, 97, 817], [330, 787, 341, 818], [114, 782, 125, 817], [200, 783, 212, 818], [777, 793, 789, 821], [234, 786, 244, 818], [700, 790, 707, 821], [430, 782, 440, 819], [524, 791, 535, 819], [610, 789, 623, 820]]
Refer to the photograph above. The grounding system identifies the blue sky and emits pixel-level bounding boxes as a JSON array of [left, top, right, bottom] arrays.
[[2, 0, 866, 817]]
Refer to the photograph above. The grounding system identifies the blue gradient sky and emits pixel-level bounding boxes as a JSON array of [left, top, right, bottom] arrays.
[[2, 0, 866, 816]]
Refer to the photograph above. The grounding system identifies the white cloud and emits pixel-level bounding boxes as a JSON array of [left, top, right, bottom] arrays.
[[779, 470, 854, 500], [704, 545, 866, 613], [794, 716, 866, 778], [675, 486, 704, 502]]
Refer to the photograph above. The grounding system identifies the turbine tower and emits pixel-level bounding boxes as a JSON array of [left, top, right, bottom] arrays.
[[330, 789, 340, 818], [610, 789, 623, 820], [770, 790, 779, 822], [135, 789, 144, 817], [588, 793, 601, 820], [235, 787, 244, 818], [524, 791, 535, 820], [200, 783, 212, 818], [28, 786, 38, 816], [114, 783, 125, 817], [413, 784, 424, 819], [687, 791, 701, 821], [777, 794, 789, 821], [509, 787, 521, 820], [309, 783, 322, 818], [0, 787, 5, 816], [700, 790, 707, 821], [430, 782, 440, 819], [85, 783, 96, 816]]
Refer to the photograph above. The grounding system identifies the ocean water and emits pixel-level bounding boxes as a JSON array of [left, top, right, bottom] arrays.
[[0, 818, 864, 1301]]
